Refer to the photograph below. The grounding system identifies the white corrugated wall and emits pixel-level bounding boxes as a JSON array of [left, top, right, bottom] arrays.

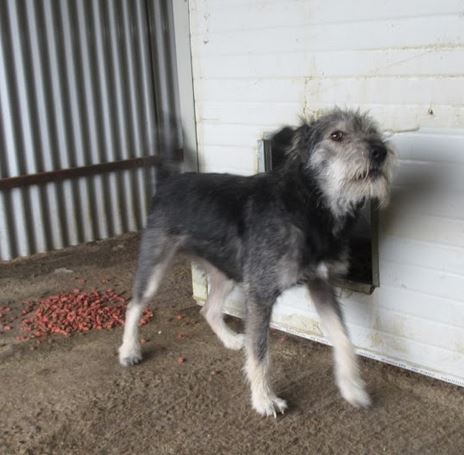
[[188, 0, 464, 385]]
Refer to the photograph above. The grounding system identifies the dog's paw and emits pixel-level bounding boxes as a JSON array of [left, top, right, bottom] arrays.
[[252, 393, 288, 418], [223, 333, 245, 350], [338, 376, 371, 408], [118, 343, 142, 367]]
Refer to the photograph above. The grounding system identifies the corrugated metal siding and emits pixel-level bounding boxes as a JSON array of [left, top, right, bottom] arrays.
[[0, 0, 180, 260], [189, 0, 464, 385]]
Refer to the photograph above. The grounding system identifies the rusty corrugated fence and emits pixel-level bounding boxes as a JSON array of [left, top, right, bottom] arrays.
[[0, 0, 181, 260]]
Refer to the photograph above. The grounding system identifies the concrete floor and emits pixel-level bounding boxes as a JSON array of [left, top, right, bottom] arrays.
[[1, 234, 463, 454]]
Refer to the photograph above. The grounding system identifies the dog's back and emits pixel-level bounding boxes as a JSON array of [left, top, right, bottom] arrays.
[[149, 172, 259, 282]]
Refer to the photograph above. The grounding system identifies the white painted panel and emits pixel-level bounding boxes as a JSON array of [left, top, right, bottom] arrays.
[[197, 123, 267, 147], [194, 53, 309, 79], [191, 0, 464, 35], [199, 145, 256, 175], [196, 78, 306, 102], [380, 260, 464, 302], [304, 105, 464, 131], [303, 16, 464, 52], [309, 48, 464, 77], [195, 49, 464, 79], [305, 77, 464, 106], [196, 101, 302, 126], [376, 285, 464, 327], [393, 162, 464, 191], [191, 0, 310, 35], [381, 212, 464, 248], [381, 236, 464, 275], [192, 16, 464, 55], [302, 0, 464, 25], [392, 131, 464, 162], [375, 307, 464, 350], [386, 190, 464, 220], [189, 0, 464, 386]]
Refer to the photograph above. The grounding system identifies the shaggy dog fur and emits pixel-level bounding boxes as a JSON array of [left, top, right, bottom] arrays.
[[118, 108, 395, 417]]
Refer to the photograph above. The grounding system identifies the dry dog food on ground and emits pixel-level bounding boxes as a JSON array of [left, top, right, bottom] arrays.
[[16, 289, 153, 341]]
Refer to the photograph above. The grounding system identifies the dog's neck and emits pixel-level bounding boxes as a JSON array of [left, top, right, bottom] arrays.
[[329, 197, 364, 236], [276, 163, 363, 239], [308, 166, 365, 225], [327, 194, 364, 221]]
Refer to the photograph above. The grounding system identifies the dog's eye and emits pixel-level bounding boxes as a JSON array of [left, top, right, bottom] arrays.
[[330, 131, 344, 142]]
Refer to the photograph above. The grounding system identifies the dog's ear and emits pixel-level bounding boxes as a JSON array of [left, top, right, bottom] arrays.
[[294, 123, 317, 155], [271, 127, 295, 149], [271, 127, 295, 169]]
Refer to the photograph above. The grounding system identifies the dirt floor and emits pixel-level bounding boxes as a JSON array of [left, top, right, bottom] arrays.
[[1, 234, 464, 454]]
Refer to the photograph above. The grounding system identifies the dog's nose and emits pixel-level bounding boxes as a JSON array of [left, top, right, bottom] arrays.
[[369, 142, 387, 165]]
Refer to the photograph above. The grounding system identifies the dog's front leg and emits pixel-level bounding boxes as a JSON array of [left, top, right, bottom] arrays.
[[308, 278, 371, 408], [244, 299, 287, 417]]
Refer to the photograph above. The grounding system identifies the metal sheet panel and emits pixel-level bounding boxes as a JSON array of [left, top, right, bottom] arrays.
[[0, 0, 180, 260]]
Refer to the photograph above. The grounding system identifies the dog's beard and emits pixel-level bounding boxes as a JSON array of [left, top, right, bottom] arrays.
[[342, 175, 391, 208], [320, 158, 392, 213]]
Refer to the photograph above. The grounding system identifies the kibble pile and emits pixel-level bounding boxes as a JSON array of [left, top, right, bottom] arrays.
[[0, 289, 153, 341]]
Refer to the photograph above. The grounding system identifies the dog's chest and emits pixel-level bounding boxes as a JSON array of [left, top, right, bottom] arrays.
[[277, 241, 345, 290], [300, 215, 347, 262], [288, 209, 354, 283]]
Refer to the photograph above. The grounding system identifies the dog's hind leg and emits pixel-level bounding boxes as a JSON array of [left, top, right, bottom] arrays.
[[200, 265, 245, 350], [119, 230, 179, 367], [244, 299, 287, 417], [308, 278, 371, 408]]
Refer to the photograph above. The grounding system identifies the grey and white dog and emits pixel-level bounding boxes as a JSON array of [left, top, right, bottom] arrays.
[[118, 108, 395, 417]]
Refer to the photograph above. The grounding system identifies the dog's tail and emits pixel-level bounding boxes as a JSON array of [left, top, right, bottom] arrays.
[[155, 156, 181, 186], [152, 116, 194, 188]]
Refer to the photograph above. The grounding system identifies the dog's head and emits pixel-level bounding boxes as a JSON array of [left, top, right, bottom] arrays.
[[286, 109, 395, 212]]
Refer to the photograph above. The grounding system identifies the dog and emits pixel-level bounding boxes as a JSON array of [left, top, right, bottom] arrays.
[[118, 108, 395, 417]]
